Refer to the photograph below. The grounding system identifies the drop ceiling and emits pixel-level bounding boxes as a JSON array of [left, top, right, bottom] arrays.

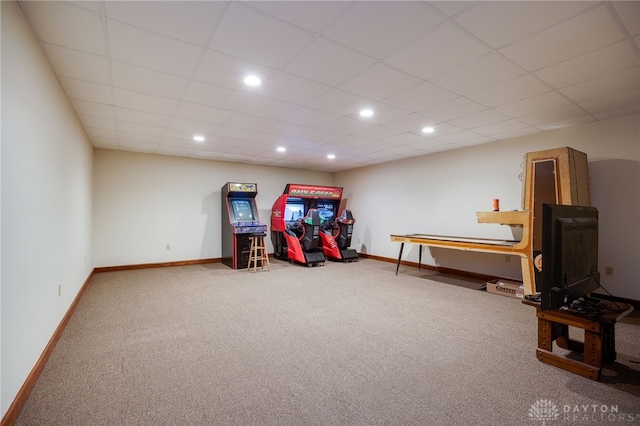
[[19, 1, 640, 172]]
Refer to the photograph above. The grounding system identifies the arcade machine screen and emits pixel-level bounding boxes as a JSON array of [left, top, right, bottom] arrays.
[[317, 202, 335, 224], [230, 199, 256, 222], [285, 202, 305, 222]]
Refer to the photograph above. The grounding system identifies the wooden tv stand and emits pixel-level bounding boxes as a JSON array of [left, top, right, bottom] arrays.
[[522, 299, 633, 380]]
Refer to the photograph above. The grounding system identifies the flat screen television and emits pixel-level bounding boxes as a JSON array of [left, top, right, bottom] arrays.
[[285, 202, 305, 222], [230, 198, 256, 222], [317, 202, 335, 224], [540, 204, 600, 310]]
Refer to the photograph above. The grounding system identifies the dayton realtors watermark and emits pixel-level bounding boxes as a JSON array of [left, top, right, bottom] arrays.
[[529, 399, 638, 424]]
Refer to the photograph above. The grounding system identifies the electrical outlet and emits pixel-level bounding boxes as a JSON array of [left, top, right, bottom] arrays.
[[58, 284, 61, 297], [605, 266, 614, 276], [166, 244, 171, 250]]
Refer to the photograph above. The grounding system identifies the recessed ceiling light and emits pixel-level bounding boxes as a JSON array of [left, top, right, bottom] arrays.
[[327, 154, 336, 160], [276, 146, 286, 153], [193, 135, 205, 142], [422, 126, 435, 134], [359, 109, 373, 117], [244, 75, 261, 86]]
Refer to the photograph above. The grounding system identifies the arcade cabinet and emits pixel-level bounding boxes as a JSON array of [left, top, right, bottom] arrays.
[[221, 182, 267, 269], [271, 184, 358, 266], [323, 209, 359, 262]]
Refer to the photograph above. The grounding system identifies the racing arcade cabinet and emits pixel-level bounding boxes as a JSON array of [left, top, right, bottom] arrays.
[[323, 209, 359, 262], [271, 184, 357, 265], [221, 182, 267, 269]]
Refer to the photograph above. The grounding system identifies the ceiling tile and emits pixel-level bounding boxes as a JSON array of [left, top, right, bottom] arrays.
[[175, 102, 234, 125], [224, 112, 281, 134], [212, 125, 260, 141], [20, 1, 105, 54], [339, 63, 422, 101], [182, 81, 251, 111], [113, 88, 178, 116], [377, 132, 426, 147], [237, 95, 301, 121], [453, 1, 595, 48], [420, 97, 487, 122], [427, 1, 476, 18], [381, 113, 437, 132], [284, 38, 376, 86], [448, 109, 511, 129], [117, 121, 166, 137], [108, 20, 202, 77], [323, 117, 376, 135], [44, 44, 109, 83], [105, 1, 225, 46], [466, 74, 551, 107], [579, 90, 639, 115], [363, 102, 410, 125], [169, 117, 219, 135], [559, 67, 640, 102], [306, 89, 371, 116], [500, 5, 625, 72], [115, 108, 172, 128], [209, 2, 315, 69], [382, 81, 457, 113], [283, 107, 340, 129], [593, 104, 639, 120], [384, 23, 491, 80], [351, 125, 403, 142], [323, 2, 444, 59], [245, 1, 349, 33], [77, 115, 117, 131], [59, 77, 111, 104], [429, 52, 526, 95], [250, 132, 294, 145], [193, 49, 276, 91], [534, 41, 639, 89], [111, 61, 190, 99], [19, 0, 640, 172], [70, 99, 115, 119], [519, 104, 592, 126], [299, 128, 346, 144], [611, 1, 640, 36], [495, 91, 573, 118], [473, 119, 531, 136], [259, 72, 332, 106], [436, 129, 486, 144], [328, 135, 373, 150]]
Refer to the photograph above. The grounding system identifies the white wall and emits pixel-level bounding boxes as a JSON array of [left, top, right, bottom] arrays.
[[335, 114, 640, 301], [1, 1, 94, 418], [93, 149, 333, 267]]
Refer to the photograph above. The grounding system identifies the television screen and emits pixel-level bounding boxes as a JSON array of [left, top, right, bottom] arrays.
[[285, 202, 305, 221], [317, 202, 335, 224], [541, 204, 600, 310], [230, 199, 256, 222]]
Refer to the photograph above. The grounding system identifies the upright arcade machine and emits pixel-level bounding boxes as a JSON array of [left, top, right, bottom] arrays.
[[221, 182, 267, 269], [271, 183, 358, 266]]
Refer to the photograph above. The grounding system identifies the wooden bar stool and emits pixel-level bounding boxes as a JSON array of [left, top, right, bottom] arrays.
[[248, 233, 270, 272]]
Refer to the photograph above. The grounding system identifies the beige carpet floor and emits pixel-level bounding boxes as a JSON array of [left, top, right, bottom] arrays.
[[15, 259, 640, 425]]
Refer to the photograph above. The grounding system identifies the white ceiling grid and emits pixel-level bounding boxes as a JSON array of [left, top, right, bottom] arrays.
[[18, 0, 640, 172]]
